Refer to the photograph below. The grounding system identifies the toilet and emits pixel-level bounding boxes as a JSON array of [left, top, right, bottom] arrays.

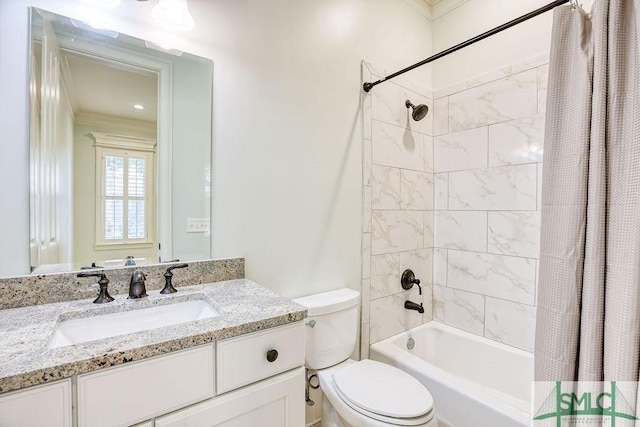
[[293, 288, 437, 427]]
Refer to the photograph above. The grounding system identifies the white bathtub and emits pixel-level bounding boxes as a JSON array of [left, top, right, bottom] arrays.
[[370, 321, 533, 427]]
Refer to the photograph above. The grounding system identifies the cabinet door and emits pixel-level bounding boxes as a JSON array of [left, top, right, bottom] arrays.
[[0, 379, 71, 427], [156, 367, 305, 427], [77, 344, 214, 427]]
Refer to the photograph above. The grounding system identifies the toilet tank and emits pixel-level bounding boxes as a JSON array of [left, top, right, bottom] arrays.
[[293, 288, 360, 370]]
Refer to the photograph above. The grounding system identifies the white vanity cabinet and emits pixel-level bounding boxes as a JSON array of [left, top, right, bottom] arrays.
[[0, 379, 72, 427], [1, 321, 305, 427]]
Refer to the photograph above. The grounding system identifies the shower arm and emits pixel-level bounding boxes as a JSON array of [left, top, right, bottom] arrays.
[[363, 0, 571, 93]]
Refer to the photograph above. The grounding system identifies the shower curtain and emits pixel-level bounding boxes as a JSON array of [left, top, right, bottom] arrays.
[[535, 0, 640, 386]]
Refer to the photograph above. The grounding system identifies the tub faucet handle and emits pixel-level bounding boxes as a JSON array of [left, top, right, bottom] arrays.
[[401, 269, 422, 295]]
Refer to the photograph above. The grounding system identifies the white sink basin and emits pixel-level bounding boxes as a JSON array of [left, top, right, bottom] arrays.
[[49, 299, 219, 348]]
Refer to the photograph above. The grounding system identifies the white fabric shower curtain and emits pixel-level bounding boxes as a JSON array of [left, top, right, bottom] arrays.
[[535, 0, 640, 384]]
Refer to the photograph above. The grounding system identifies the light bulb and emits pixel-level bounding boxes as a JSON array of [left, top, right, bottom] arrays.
[[152, 0, 195, 32]]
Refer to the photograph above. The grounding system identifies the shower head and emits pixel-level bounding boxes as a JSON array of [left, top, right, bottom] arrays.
[[405, 100, 429, 121]]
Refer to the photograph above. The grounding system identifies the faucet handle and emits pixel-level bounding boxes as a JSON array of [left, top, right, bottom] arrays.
[[165, 263, 189, 276], [77, 271, 105, 279], [77, 271, 114, 304], [401, 269, 422, 295], [161, 264, 189, 294]]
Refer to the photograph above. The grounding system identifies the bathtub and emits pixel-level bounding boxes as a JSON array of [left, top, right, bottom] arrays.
[[370, 321, 533, 427]]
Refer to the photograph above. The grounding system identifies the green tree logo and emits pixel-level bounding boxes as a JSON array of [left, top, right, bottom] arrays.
[[534, 381, 638, 426]]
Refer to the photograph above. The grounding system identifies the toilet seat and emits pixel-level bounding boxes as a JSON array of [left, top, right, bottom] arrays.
[[332, 360, 434, 426]]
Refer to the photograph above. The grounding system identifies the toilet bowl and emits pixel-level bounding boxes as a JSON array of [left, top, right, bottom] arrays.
[[293, 289, 437, 427]]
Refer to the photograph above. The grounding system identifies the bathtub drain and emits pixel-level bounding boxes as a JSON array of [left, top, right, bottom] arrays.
[[407, 337, 415, 350]]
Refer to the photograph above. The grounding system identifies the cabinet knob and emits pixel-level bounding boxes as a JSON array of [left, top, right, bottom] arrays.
[[266, 349, 278, 363]]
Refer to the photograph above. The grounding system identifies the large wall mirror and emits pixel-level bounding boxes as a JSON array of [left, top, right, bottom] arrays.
[[29, 8, 213, 274]]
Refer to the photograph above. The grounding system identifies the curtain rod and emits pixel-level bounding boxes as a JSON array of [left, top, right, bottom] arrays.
[[363, 0, 571, 92]]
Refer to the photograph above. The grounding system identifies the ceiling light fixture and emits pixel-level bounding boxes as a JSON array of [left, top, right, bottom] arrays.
[[133, 104, 145, 110], [152, 0, 195, 32]]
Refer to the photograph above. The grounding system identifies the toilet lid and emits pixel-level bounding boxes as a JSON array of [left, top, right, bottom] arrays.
[[333, 360, 433, 419], [335, 382, 435, 426]]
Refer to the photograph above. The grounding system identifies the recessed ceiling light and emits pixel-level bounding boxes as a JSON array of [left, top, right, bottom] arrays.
[[133, 104, 145, 110]]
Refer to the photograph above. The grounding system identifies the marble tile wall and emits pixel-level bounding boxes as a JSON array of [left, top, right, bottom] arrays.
[[361, 54, 547, 355], [361, 61, 434, 357], [431, 53, 548, 352]]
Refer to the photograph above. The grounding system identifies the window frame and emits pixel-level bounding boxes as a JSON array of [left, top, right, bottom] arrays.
[[92, 133, 156, 250]]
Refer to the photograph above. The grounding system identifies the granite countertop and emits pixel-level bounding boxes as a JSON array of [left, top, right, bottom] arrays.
[[0, 279, 306, 394]]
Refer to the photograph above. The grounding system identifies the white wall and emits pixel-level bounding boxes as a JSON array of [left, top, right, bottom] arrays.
[[0, 0, 31, 276], [197, 0, 431, 298], [0, 0, 432, 297], [432, 0, 595, 89]]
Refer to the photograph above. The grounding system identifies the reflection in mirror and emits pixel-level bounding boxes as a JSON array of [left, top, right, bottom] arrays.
[[28, 8, 213, 275]]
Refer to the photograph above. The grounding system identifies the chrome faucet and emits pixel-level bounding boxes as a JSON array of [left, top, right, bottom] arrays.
[[405, 300, 424, 314], [128, 269, 148, 299]]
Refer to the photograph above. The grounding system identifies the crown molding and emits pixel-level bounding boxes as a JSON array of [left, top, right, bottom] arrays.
[[403, 0, 469, 20], [91, 131, 157, 152], [432, 0, 469, 18], [75, 111, 157, 136], [403, 0, 433, 19]]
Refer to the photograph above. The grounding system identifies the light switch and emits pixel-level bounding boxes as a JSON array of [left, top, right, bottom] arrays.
[[186, 218, 210, 233]]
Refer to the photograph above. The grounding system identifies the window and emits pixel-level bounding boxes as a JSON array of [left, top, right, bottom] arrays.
[[93, 133, 156, 249]]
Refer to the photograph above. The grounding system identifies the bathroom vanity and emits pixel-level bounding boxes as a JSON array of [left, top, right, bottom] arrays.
[[0, 278, 307, 426]]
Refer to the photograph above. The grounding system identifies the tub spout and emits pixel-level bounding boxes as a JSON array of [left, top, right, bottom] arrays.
[[405, 300, 424, 313]]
